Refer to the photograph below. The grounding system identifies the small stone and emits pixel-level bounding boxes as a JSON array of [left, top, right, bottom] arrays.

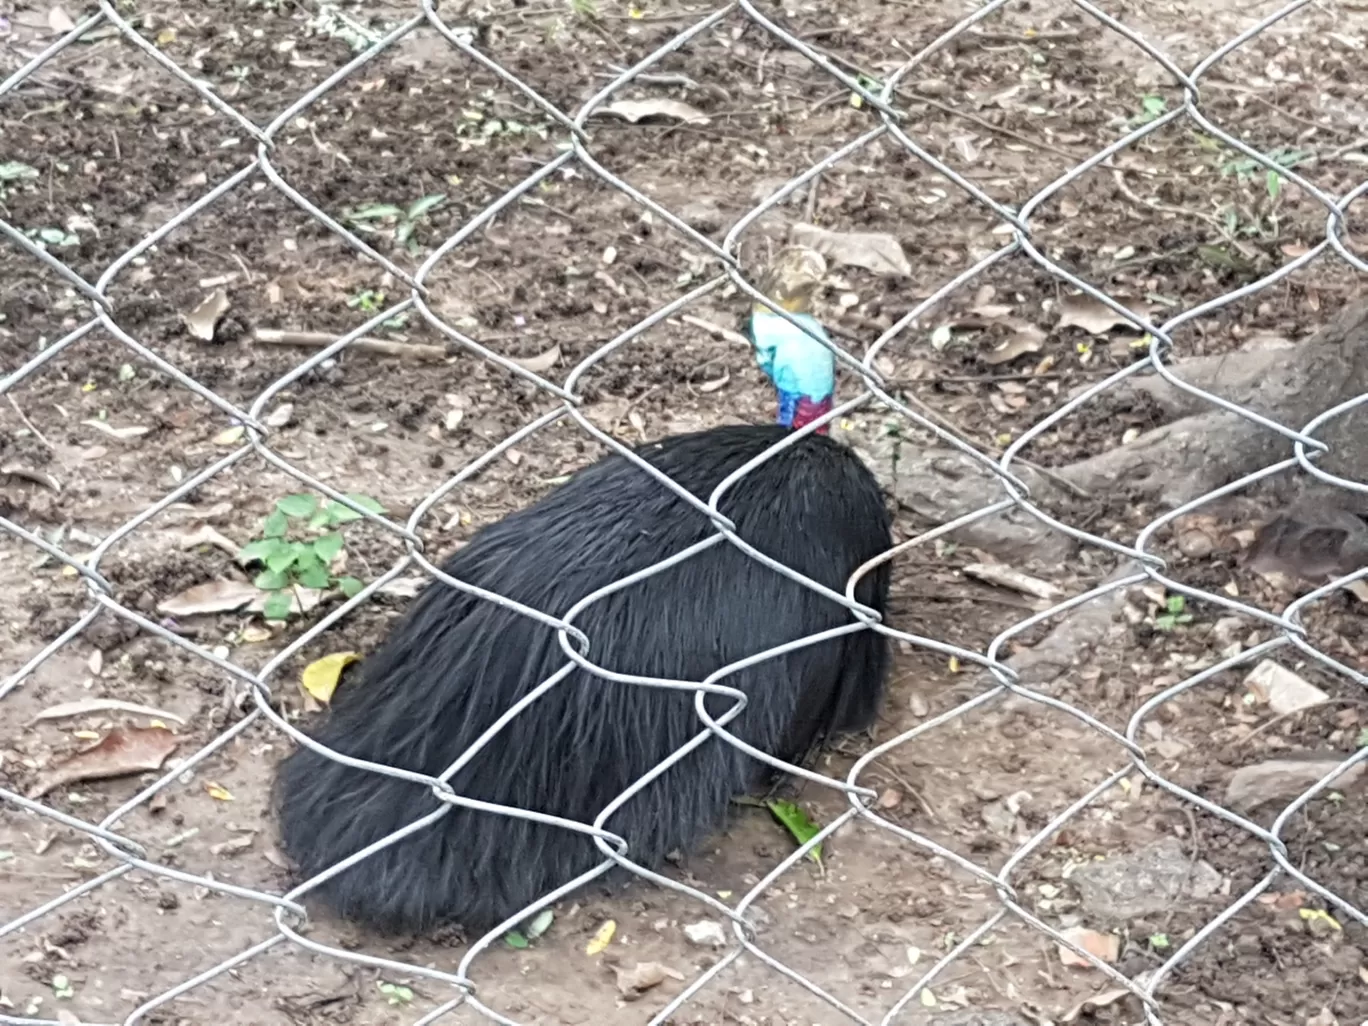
[[1071, 838, 1222, 923], [1225, 758, 1364, 812], [683, 920, 727, 948], [1243, 660, 1329, 716]]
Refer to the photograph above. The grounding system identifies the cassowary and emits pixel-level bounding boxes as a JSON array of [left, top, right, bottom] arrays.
[[275, 247, 893, 935]]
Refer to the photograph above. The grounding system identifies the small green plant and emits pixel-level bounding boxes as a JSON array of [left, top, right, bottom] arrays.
[[1131, 94, 1167, 124], [344, 193, 446, 255], [0, 161, 38, 200], [346, 289, 409, 330], [25, 226, 79, 251], [569, 0, 598, 17], [377, 981, 413, 1006], [1154, 594, 1193, 632], [51, 974, 74, 1000], [237, 493, 384, 621], [1356, 727, 1368, 749]]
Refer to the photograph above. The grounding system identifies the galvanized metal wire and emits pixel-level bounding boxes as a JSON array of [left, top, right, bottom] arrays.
[[1, 1, 1365, 1024]]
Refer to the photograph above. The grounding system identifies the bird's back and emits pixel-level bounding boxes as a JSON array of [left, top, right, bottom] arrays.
[[276, 423, 892, 932]]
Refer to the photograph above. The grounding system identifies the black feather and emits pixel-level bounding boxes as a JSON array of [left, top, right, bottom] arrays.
[[274, 423, 892, 934]]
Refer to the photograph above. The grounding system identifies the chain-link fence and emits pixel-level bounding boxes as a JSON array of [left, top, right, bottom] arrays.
[[2, 0, 1366, 1023]]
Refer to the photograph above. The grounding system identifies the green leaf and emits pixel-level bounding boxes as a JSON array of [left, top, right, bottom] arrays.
[[293, 546, 321, 573], [346, 492, 387, 514], [254, 569, 290, 591], [504, 930, 530, 949], [348, 203, 404, 221], [1266, 170, 1282, 199], [266, 543, 304, 575], [407, 193, 446, 220], [237, 538, 286, 566], [313, 533, 345, 564], [1165, 595, 1186, 614], [324, 501, 362, 524], [337, 576, 364, 598], [263, 510, 289, 538], [323, 494, 385, 525], [766, 798, 823, 867], [262, 591, 293, 621], [307, 510, 332, 531], [276, 493, 319, 519], [297, 563, 332, 589]]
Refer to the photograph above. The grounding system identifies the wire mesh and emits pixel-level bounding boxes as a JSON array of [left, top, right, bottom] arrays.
[[1, 1, 1365, 1024]]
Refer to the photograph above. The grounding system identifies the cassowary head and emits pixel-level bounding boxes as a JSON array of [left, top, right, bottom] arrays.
[[749, 246, 837, 434]]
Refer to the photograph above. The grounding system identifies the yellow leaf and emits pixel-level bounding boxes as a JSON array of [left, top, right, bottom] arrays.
[[301, 652, 360, 705], [156, 28, 176, 45], [585, 919, 616, 956], [73, 730, 100, 740], [919, 988, 937, 1007], [206, 782, 234, 801], [849, 92, 863, 109], [81, 381, 97, 392], [948, 656, 961, 673], [149, 719, 167, 729], [214, 425, 245, 446], [1299, 908, 1341, 930]]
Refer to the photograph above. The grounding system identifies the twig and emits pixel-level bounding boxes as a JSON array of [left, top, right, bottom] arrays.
[[610, 385, 661, 439], [815, 40, 1086, 162], [253, 329, 448, 364], [8, 394, 54, 450], [805, 171, 821, 224], [678, 314, 751, 348]]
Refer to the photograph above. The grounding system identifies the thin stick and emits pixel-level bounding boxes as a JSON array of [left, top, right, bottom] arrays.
[[8, 394, 54, 450], [253, 329, 448, 364]]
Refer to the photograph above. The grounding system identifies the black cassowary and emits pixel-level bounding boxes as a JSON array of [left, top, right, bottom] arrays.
[[275, 247, 893, 935]]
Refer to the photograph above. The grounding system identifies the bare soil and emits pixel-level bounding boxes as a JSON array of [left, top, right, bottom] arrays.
[[2, 1, 1366, 1024]]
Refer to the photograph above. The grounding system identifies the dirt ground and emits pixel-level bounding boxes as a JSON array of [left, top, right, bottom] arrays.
[[2, 0, 1367, 1024]]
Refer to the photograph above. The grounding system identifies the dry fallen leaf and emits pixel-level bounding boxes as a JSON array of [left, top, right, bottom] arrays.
[[512, 344, 561, 375], [205, 782, 235, 801], [789, 223, 911, 277], [599, 98, 710, 125], [263, 403, 294, 428], [1057, 293, 1149, 335], [29, 698, 186, 726], [301, 652, 361, 705], [48, 5, 77, 32], [1059, 984, 1134, 1021], [178, 523, 241, 556], [982, 322, 1047, 365], [82, 419, 150, 441], [614, 961, 684, 999], [158, 579, 260, 617], [585, 918, 617, 956], [29, 726, 179, 798], [2, 463, 61, 490], [697, 371, 730, 393], [1058, 926, 1121, 967], [183, 287, 231, 341], [209, 833, 255, 856]]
